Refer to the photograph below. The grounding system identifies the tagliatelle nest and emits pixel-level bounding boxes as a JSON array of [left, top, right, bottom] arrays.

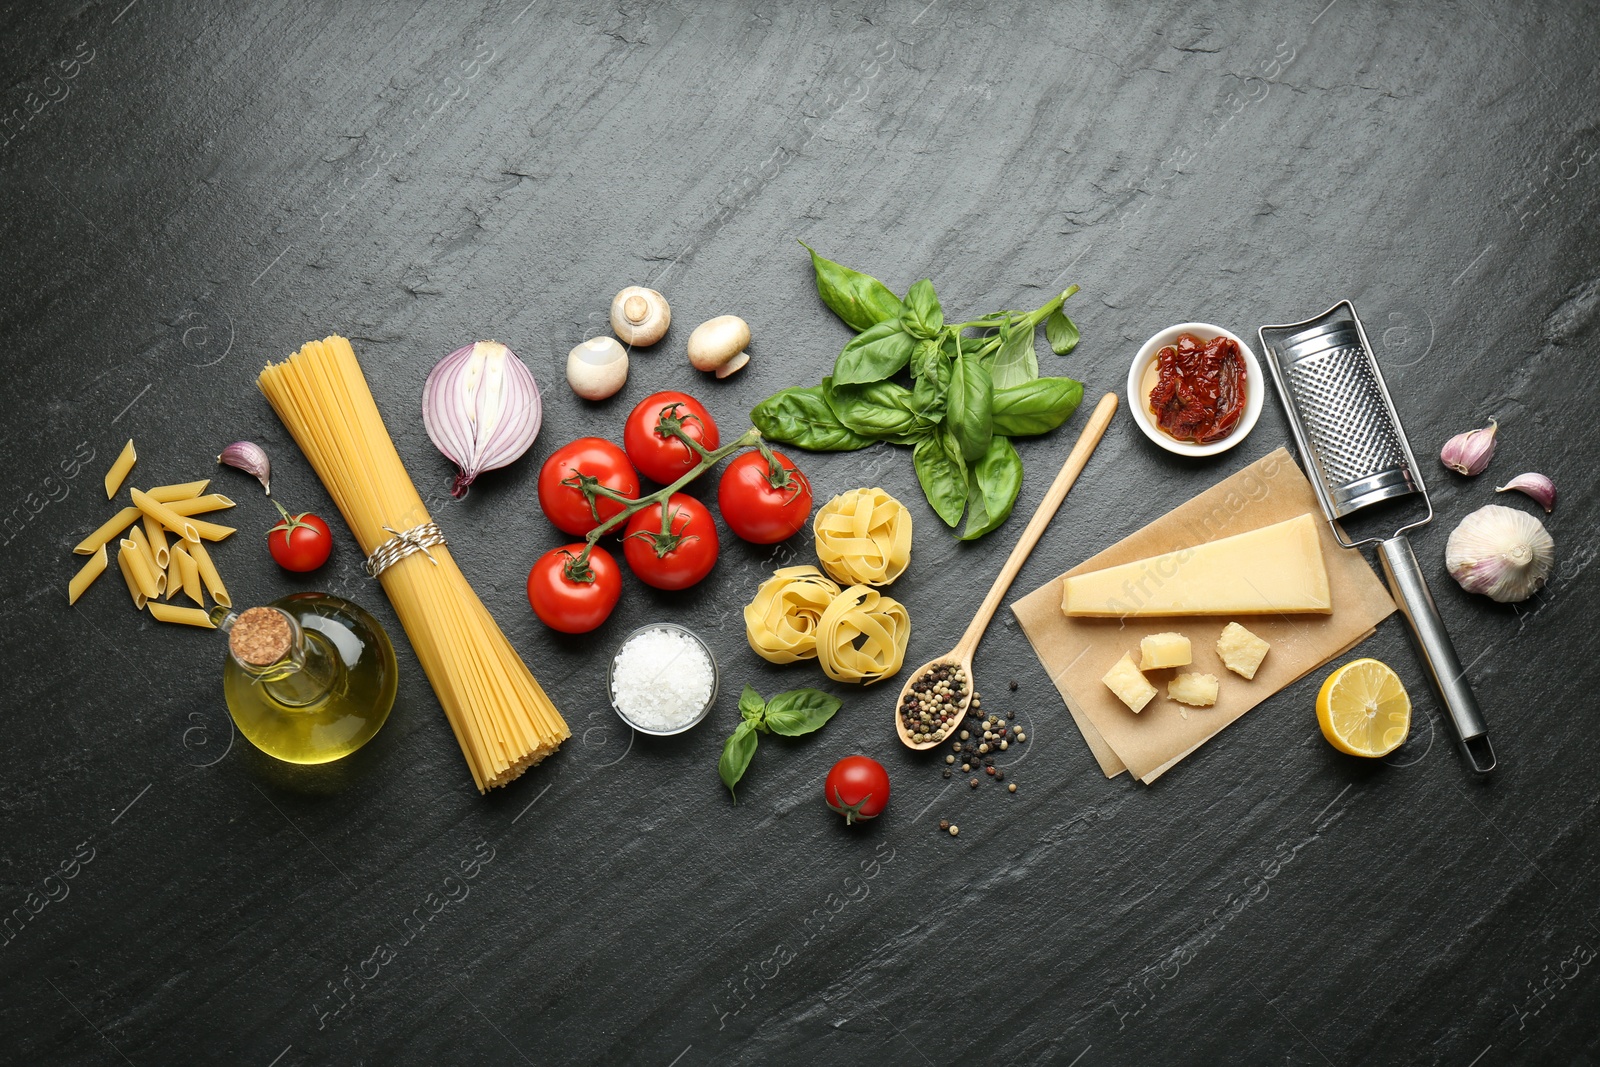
[[813, 487, 912, 587], [816, 584, 911, 685], [744, 566, 842, 664]]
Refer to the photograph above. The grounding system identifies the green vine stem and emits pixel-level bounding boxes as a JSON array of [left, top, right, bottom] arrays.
[[559, 418, 763, 579]]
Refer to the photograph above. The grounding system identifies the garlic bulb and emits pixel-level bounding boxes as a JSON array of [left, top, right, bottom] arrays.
[[1444, 504, 1554, 603], [422, 340, 542, 498], [566, 337, 628, 400]]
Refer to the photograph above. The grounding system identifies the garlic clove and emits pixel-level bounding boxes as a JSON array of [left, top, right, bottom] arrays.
[[610, 287, 670, 347], [1495, 472, 1556, 513], [1445, 503, 1554, 603], [713, 351, 750, 378], [1440, 418, 1498, 476], [567, 337, 629, 400], [217, 441, 271, 495], [687, 315, 752, 375]]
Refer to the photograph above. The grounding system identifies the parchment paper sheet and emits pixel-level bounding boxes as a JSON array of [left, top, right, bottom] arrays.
[[1012, 448, 1396, 783]]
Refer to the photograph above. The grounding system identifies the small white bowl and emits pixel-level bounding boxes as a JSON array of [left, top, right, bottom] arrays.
[[607, 623, 719, 736], [1126, 322, 1264, 457]]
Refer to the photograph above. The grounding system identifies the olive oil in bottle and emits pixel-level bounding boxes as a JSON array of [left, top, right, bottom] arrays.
[[215, 592, 398, 764]]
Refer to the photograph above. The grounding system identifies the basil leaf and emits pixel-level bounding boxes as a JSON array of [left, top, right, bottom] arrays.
[[959, 435, 1024, 540], [913, 431, 968, 527], [739, 685, 766, 724], [986, 316, 1039, 390], [1045, 308, 1080, 355], [718, 719, 760, 803], [946, 347, 994, 463], [909, 337, 943, 380], [752, 386, 875, 452], [800, 242, 905, 333], [910, 351, 950, 427], [825, 378, 920, 439], [902, 279, 944, 340], [834, 320, 917, 385], [990, 376, 1084, 437], [762, 688, 842, 736]]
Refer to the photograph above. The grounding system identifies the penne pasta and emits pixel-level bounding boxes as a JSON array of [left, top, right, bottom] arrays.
[[181, 516, 236, 542], [147, 602, 216, 628], [171, 541, 203, 605], [162, 493, 236, 517], [142, 514, 170, 570], [164, 551, 182, 601], [115, 544, 148, 609], [104, 440, 137, 499], [146, 480, 209, 503], [126, 525, 165, 594], [120, 537, 161, 600], [129, 487, 199, 542], [187, 538, 230, 607], [68, 545, 108, 605], [74, 506, 141, 555]]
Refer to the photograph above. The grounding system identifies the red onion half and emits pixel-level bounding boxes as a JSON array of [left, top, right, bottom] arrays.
[[423, 340, 542, 498]]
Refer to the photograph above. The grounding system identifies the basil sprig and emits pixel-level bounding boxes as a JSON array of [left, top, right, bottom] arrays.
[[750, 245, 1085, 540], [719, 685, 842, 803]]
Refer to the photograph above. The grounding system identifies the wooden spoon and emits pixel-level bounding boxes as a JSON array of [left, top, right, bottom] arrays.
[[894, 392, 1119, 750]]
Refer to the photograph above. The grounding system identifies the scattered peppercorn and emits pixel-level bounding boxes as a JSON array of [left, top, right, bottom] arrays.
[[969, 778, 979, 789], [1016, 732, 1026, 742], [945, 754, 955, 765], [1006, 710, 1014, 720], [986, 766, 995, 776], [949, 825, 959, 837], [1009, 680, 1018, 691], [943, 769, 952, 778], [1008, 783, 1017, 793], [962, 763, 971, 772], [939, 819, 949, 831]]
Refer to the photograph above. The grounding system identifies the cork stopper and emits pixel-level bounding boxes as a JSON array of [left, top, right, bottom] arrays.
[[229, 607, 293, 667]]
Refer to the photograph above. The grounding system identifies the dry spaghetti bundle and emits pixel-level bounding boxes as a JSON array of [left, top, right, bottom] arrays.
[[258, 335, 567, 790]]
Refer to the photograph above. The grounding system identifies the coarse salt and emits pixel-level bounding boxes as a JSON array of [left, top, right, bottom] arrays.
[[611, 626, 715, 732]]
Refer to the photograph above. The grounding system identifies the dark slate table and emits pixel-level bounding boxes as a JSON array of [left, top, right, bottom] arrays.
[[3, 1, 1596, 1064]]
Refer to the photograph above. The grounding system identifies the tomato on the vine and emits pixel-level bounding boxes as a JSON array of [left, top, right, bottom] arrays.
[[527, 543, 622, 634], [624, 391, 720, 484], [267, 501, 333, 572], [824, 755, 890, 825], [717, 448, 813, 544], [622, 493, 719, 590], [538, 438, 640, 536]]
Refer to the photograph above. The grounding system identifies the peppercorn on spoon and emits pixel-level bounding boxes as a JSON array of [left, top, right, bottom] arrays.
[[895, 392, 1118, 751]]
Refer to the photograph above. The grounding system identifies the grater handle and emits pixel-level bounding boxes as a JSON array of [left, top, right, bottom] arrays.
[[1377, 535, 1496, 773]]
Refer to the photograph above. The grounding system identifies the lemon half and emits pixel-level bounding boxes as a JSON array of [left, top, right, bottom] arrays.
[[1316, 658, 1411, 758]]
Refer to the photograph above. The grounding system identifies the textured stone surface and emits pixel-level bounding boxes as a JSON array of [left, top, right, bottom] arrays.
[[2, 1, 1597, 1064]]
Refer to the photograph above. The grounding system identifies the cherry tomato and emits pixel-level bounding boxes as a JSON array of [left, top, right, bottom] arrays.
[[267, 501, 333, 572], [624, 391, 720, 484], [717, 449, 813, 544], [824, 755, 890, 825], [538, 438, 641, 536], [526, 544, 622, 634], [622, 493, 719, 590]]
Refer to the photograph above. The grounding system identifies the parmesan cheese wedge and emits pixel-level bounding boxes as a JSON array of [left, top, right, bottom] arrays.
[[1062, 514, 1332, 618]]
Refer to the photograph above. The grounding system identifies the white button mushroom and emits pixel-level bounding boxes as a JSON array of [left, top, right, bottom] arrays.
[[610, 287, 671, 347], [686, 315, 751, 378], [566, 337, 629, 400]]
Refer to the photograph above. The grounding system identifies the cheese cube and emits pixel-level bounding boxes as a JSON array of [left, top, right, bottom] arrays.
[[1168, 673, 1219, 707], [1102, 652, 1157, 713], [1139, 631, 1192, 670], [1216, 622, 1271, 679]]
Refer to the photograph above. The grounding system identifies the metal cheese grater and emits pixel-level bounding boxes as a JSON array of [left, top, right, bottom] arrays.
[[1259, 300, 1495, 773]]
